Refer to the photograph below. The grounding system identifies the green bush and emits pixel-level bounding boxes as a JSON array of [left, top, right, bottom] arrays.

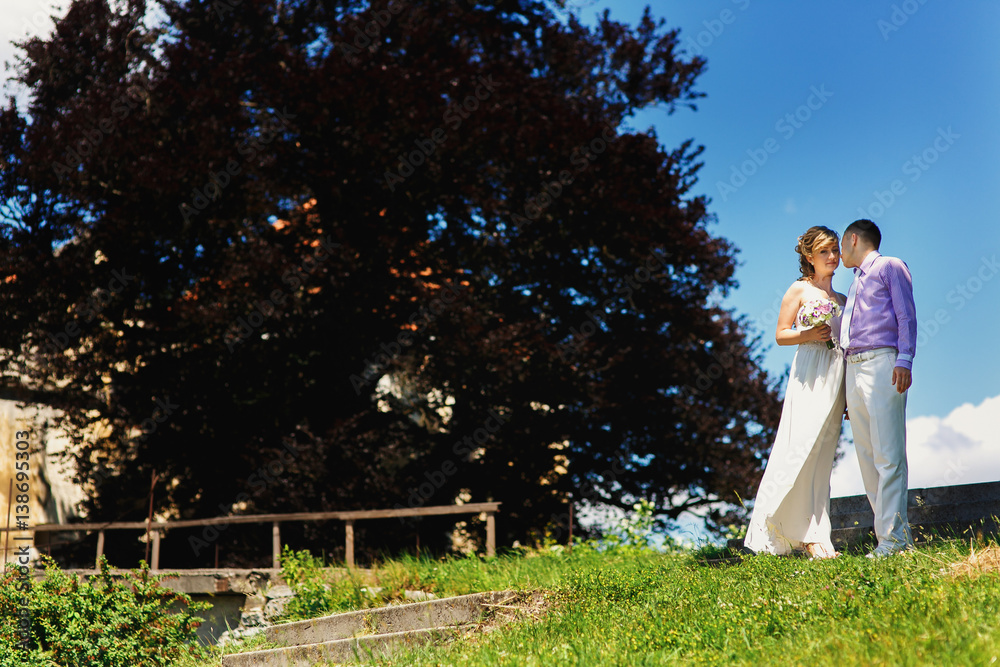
[[0, 556, 209, 667], [277, 546, 374, 621], [582, 498, 683, 554]]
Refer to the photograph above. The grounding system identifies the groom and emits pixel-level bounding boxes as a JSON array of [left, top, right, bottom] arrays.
[[840, 219, 917, 557]]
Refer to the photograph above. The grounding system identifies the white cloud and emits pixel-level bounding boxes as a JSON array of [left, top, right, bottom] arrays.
[[2, 0, 69, 101], [831, 393, 1000, 497], [783, 198, 797, 214], [2, 0, 65, 54], [2, 1, 48, 41]]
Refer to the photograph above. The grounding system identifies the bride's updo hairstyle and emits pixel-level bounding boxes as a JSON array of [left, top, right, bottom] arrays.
[[795, 226, 839, 280]]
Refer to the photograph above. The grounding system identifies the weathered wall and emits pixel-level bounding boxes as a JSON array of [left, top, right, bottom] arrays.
[[0, 399, 86, 563]]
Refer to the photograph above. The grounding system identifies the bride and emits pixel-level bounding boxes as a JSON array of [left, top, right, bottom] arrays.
[[744, 226, 848, 559]]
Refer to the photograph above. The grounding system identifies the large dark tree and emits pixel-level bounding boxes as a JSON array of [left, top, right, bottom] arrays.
[[0, 0, 781, 564]]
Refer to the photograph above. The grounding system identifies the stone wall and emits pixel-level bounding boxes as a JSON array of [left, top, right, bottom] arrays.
[[0, 399, 86, 563], [830, 480, 1000, 548]]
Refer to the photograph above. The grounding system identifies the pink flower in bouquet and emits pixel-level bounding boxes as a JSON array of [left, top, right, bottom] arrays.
[[798, 298, 841, 349]]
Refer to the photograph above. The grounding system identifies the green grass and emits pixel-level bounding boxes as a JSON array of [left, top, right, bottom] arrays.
[[187, 539, 1000, 666], [179, 544, 599, 666], [270, 544, 583, 621], [380, 540, 1000, 666]]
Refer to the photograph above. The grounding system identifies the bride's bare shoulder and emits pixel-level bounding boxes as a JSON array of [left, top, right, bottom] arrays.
[[779, 280, 809, 312], [783, 279, 808, 300]]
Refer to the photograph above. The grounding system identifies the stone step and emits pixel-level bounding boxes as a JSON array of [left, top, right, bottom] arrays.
[[221, 624, 471, 667], [221, 590, 513, 667]]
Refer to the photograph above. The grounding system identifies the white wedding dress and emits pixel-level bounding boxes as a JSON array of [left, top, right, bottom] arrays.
[[744, 304, 847, 555]]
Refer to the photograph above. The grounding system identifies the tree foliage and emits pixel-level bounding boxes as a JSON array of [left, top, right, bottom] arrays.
[[0, 0, 781, 563]]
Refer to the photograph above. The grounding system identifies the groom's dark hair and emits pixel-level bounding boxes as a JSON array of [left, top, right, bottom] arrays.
[[845, 219, 881, 250]]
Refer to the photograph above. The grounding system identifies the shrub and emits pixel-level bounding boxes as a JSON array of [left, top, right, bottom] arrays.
[[0, 556, 209, 667], [594, 498, 682, 553], [277, 545, 378, 621]]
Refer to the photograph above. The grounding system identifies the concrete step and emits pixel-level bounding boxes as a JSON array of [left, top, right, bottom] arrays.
[[222, 624, 471, 666], [221, 590, 514, 667]]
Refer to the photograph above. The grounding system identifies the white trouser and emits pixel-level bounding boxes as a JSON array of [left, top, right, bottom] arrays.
[[845, 347, 912, 549]]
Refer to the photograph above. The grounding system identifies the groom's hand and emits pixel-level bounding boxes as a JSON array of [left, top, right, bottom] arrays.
[[892, 366, 912, 393]]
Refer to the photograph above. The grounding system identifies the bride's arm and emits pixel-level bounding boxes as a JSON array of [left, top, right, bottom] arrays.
[[775, 282, 829, 346]]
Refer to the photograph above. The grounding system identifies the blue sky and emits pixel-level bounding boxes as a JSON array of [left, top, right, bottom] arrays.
[[574, 0, 1000, 496], [579, 0, 1000, 417], [4, 0, 999, 506]]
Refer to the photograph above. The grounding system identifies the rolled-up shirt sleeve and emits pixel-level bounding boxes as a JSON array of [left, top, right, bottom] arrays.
[[884, 258, 916, 369]]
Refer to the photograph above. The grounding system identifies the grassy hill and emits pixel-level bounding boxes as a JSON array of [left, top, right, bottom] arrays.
[[209, 534, 1000, 666]]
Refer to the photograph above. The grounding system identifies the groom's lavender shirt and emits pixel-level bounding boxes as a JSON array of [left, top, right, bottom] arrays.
[[842, 251, 917, 370]]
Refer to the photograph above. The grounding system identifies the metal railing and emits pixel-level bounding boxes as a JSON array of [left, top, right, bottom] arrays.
[[1, 502, 501, 569]]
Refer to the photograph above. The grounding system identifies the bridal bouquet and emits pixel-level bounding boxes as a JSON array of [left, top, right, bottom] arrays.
[[798, 298, 841, 349]]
